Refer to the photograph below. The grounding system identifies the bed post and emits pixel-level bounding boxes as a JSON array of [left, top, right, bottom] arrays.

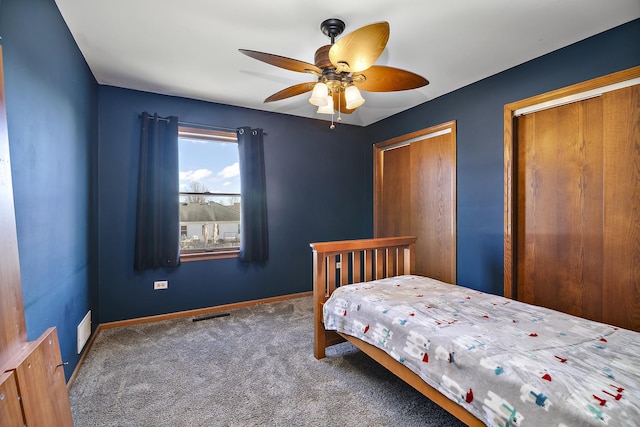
[[311, 236, 417, 359], [406, 240, 415, 274], [312, 247, 327, 359]]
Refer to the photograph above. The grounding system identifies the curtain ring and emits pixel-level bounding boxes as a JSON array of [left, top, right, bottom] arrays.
[[252, 129, 258, 135], [238, 128, 245, 134]]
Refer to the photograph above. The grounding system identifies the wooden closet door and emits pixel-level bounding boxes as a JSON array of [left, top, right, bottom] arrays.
[[602, 85, 640, 330], [374, 122, 456, 283], [410, 133, 456, 283], [516, 84, 639, 330], [516, 98, 604, 320]]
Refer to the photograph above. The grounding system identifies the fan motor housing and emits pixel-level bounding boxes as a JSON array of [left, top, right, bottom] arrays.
[[314, 45, 333, 69]]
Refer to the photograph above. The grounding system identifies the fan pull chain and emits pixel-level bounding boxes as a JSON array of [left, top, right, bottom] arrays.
[[329, 91, 338, 129]]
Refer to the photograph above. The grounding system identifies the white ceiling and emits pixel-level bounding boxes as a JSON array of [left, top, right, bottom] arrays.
[[54, 0, 639, 127]]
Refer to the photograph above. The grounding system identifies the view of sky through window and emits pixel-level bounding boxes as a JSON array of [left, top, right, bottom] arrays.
[[178, 138, 240, 194]]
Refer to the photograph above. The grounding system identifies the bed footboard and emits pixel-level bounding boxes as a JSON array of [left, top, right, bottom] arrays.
[[310, 236, 416, 359]]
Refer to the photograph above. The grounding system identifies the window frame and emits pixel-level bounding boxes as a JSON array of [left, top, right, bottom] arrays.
[[178, 126, 241, 262]]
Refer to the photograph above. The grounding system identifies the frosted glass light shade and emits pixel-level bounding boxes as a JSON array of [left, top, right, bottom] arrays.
[[309, 83, 329, 106], [317, 95, 334, 114], [345, 85, 365, 109]]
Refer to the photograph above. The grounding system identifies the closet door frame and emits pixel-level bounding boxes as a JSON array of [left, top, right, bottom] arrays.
[[503, 66, 640, 299]]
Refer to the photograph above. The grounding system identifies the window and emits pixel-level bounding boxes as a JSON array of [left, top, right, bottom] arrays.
[[178, 126, 240, 261]]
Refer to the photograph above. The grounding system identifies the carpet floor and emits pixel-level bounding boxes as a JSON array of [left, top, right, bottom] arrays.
[[68, 296, 465, 426]]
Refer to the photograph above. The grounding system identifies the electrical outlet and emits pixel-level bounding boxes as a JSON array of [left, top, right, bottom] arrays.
[[154, 280, 168, 290]]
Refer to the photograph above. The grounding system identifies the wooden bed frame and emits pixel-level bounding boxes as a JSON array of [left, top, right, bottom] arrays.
[[311, 236, 484, 427]]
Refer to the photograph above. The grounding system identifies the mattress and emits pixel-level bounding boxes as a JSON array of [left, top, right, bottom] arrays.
[[323, 275, 640, 426]]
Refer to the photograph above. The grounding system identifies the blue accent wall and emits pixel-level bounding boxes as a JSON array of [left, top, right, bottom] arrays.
[[97, 87, 369, 322], [365, 19, 640, 296], [0, 0, 98, 380]]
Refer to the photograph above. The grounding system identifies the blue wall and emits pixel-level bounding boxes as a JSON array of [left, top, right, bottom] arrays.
[[0, 0, 98, 380], [365, 19, 640, 296], [97, 87, 369, 322]]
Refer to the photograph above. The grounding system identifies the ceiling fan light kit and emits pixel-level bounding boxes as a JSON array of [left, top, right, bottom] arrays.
[[240, 18, 429, 128], [317, 95, 335, 114], [344, 85, 365, 109], [309, 82, 329, 106]]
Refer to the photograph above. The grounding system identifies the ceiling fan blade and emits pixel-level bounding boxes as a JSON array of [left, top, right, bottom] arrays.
[[264, 82, 315, 103], [239, 49, 321, 74], [354, 66, 429, 92], [332, 91, 355, 114], [329, 22, 389, 73]]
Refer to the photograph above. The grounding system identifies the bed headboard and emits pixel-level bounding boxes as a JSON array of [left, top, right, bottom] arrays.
[[310, 236, 416, 358], [310, 236, 417, 299]]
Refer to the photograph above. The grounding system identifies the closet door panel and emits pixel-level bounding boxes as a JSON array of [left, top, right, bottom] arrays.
[[516, 98, 603, 321], [602, 85, 640, 330], [410, 133, 456, 283]]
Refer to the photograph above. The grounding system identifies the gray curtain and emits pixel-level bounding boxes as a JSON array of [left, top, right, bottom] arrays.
[[134, 112, 180, 270], [237, 127, 269, 262]]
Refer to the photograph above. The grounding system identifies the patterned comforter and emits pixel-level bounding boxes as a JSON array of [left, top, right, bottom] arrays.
[[323, 275, 640, 426]]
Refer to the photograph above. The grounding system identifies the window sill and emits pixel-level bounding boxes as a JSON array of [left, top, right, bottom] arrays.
[[180, 249, 239, 262]]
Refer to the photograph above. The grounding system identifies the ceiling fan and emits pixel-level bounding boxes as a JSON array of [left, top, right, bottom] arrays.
[[239, 18, 429, 127]]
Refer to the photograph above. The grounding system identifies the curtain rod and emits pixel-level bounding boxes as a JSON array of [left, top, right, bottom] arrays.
[[178, 120, 238, 133], [180, 120, 267, 135], [139, 114, 266, 135]]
